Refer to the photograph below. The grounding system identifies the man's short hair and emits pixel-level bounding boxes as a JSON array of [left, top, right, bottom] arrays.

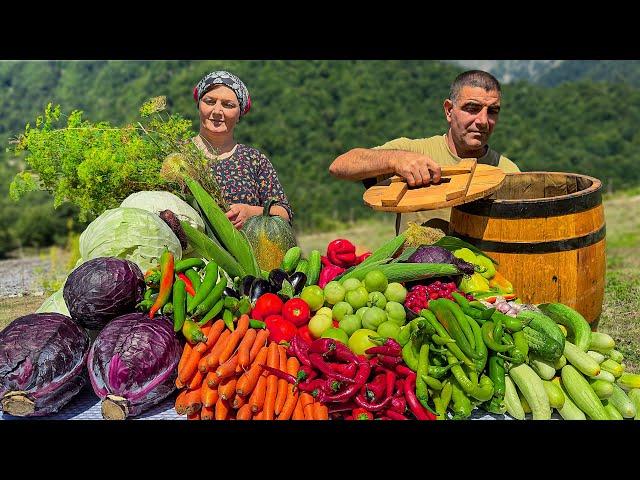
[[449, 70, 501, 104]]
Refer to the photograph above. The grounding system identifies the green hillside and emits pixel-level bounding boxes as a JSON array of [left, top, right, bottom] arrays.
[[1, 60, 639, 257]]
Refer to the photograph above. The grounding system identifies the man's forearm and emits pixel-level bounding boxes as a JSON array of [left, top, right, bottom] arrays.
[[329, 148, 398, 181]]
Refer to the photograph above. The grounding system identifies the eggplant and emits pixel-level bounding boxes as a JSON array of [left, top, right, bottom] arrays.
[[249, 278, 271, 304], [289, 271, 307, 295], [268, 269, 289, 293], [240, 275, 256, 297], [223, 287, 240, 299]]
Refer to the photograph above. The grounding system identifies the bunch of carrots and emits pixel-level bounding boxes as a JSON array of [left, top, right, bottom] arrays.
[[174, 314, 328, 420]]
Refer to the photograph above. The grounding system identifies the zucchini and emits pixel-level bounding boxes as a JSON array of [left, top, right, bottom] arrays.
[[607, 349, 624, 364], [508, 363, 551, 420], [563, 340, 601, 377], [522, 326, 564, 362], [543, 379, 565, 409], [561, 365, 608, 420], [600, 358, 625, 378], [552, 377, 586, 420], [504, 375, 525, 420], [586, 350, 606, 364], [590, 369, 616, 383], [529, 355, 557, 381], [519, 391, 532, 414], [588, 379, 614, 400], [305, 250, 322, 286], [609, 383, 637, 418], [281, 246, 302, 273], [628, 389, 640, 420], [602, 400, 624, 420], [294, 258, 309, 275], [553, 355, 567, 370], [616, 372, 640, 392], [538, 303, 592, 352], [517, 310, 566, 353], [589, 331, 615, 354]]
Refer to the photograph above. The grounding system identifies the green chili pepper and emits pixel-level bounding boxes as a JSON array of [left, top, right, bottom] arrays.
[[174, 258, 206, 273], [172, 279, 187, 333], [451, 291, 471, 310], [224, 296, 240, 311], [491, 310, 525, 332], [415, 344, 430, 408], [422, 309, 476, 370], [436, 380, 452, 420], [182, 319, 207, 344], [398, 325, 412, 346], [430, 299, 481, 361], [237, 297, 251, 315], [485, 354, 506, 414], [402, 340, 420, 371], [249, 319, 266, 329], [512, 330, 529, 358], [223, 308, 235, 332], [481, 321, 514, 352], [473, 374, 494, 402], [148, 249, 175, 319], [431, 334, 454, 346], [162, 302, 173, 315], [428, 362, 460, 379], [421, 374, 443, 390], [187, 261, 219, 313], [197, 298, 224, 326], [447, 353, 479, 396], [493, 317, 504, 340], [468, 315, 488, 372], [450, 377, 472, 420], [193, 276, 227, 318], [183, 268, 202, 293]]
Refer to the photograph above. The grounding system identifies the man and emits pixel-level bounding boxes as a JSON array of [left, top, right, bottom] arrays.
[[328, 70, 520, 233]]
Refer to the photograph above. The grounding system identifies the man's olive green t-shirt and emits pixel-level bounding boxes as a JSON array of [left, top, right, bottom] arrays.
[[367, 134, 520, 232]]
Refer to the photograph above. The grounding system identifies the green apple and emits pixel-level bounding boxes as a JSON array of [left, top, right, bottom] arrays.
[[308, 313, 333, 339], [339, 314, 362, 337], [363, 269, 388, 293]]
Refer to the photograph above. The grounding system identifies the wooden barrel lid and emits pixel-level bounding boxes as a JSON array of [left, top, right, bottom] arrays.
[[363, 163, 507, 213]]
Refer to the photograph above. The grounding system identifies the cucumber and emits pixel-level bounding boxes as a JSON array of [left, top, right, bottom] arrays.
[[519, 391, 532, 414], [504, 375, 525, 420], [538, 303, 592, 352], [586, 350, 606, 364], [281, 246, 302, 273], [590, 369, 616, 383], [509, 363, 551, 420], [543, 379, 565, 409], [628, 389, 640, 420], [517, 310, 566, 352], [600, 358, 624, 378], [564, 340, 601, 377], [607, 349, 624, 364], [553, 355, 567, 370], [602, 400, 624, 420], [609, 383, 637, 418], [552, 377, 586, 420], [529, 355, 557, 381], [561, 365, 608, 420], [589, 331, 615, 354], [588, 378, 614, 399], [616, 372, 640, 392], [305, 250, 322, 286], [294, 258, 309, 275], [522, 326, 564, 362]]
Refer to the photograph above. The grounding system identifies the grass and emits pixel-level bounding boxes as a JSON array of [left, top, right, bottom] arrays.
[[1, 192, 639, 373]]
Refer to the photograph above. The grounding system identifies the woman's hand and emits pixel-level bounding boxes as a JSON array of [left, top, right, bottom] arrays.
[[225, 203, 261, 229]]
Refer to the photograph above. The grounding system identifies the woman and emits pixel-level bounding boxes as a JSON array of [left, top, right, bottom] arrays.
[[192, 70, 293, 229]]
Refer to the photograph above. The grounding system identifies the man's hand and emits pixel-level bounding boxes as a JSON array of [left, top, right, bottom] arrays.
[[391, 152, 442, 187], [225, 203, 260, 230]]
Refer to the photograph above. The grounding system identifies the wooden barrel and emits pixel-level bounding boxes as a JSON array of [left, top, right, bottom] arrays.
[[449, 172, 606, 326]]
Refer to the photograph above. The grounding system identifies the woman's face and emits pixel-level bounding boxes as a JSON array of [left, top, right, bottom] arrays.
[[199, 85, 241, 136]]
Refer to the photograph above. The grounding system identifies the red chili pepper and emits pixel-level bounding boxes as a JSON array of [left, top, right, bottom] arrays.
[[176, 272, 196, 296], [385, 409, 408, 420], [354, 252, 371, 265], [309, 353, 355, 383], [352, 407, 374, 420], [327, 239, 357, 268], [405, 373, 436, 420], [149, 249, 175, 319]]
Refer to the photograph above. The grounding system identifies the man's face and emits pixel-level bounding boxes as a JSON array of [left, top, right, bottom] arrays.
[[444, 86, 501, 154]]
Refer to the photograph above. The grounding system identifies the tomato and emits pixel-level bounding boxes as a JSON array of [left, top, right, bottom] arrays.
[[264, 314, 297, 343], [252, 293, 284, 321], [333, 320, 340, 328], [282, 298, 311, 327], [297, 324, 314, 345]]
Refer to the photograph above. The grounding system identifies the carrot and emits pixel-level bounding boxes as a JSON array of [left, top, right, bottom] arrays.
[[174, 389, 189, 415], [215, 397, 231, 420], [218, 377, 237, 401], [274, 345, 288, 415], [215, 355, 239, 380], [277, 356, 301, 420], [263, 374, 278, 420], [292, 395, 305, 420], [312, 402, 328, 420], [250, 329, 270, 362], [200, 405, 215, 420], [206, 371, 221, 389], [187, 370, 204, 390], [299, 392, 314, 420], [187, 411, 201, 420], [178, 342, 193, 374], [249, 375, 268, 413], [236, 403, 252, 420], [232, 393, 247, 410], [236, 346, 269, 396], [193, 341, 209, 355], [175, 377, 185, 389], [185, 388, 203, 416], [201, 381, 219, 408], [198, 355, 210, 374], [218, 314, 250, 365], [237, 328, 257, 370], [200, 323, 212, 338], [205, 319, 226, 350], [178, 349, 204, 385], [205, 329, 232, 370], [254, 410, 265, 420]]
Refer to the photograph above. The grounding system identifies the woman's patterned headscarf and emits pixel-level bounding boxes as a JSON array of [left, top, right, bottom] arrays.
[[193, 70, 251, 116]]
